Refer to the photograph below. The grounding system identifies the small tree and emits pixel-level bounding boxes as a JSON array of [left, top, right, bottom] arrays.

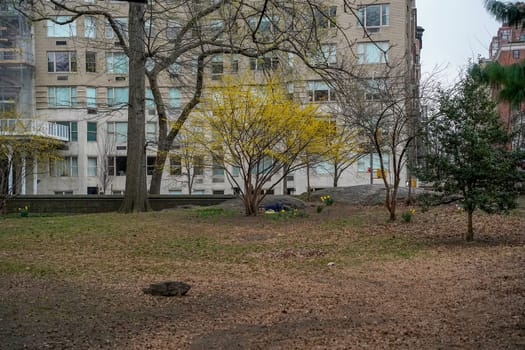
[[194, 75, 328, 216], [417, 73, 524, 241]]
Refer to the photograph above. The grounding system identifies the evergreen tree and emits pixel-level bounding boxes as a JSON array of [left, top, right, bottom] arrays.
[[418, 74, 524, 241]]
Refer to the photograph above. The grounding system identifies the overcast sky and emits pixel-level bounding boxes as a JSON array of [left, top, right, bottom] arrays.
[[417, 0, 501, 85]]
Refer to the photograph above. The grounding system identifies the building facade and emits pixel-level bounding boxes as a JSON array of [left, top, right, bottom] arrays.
[[489, 23, 525, 151], [3, 0, 422, 196]]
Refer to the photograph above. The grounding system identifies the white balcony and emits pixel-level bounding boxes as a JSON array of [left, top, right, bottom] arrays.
[[0, 119, 69, 141]]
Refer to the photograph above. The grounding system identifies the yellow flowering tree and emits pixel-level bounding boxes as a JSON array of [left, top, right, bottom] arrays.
[[194, 75, 329, 216]]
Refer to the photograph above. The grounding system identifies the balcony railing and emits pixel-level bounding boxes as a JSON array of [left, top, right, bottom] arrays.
[[0, 119, 69, 141]]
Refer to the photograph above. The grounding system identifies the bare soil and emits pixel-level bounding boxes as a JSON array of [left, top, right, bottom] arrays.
[[0, 202, 524, 349]]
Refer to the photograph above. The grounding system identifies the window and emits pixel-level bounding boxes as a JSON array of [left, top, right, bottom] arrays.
[[147, 156, 156, 175], [212, 156, 224, 176], [105, 18, 127, 39], [166, 19, 180, 40], [146, 122, 156, 142], [357, 4, 390, 28], [86, 51, 96, 72], [168, 62, 182, 77], [249, 54, 279, 71], [211, 55, 223, 80], [107, 87, 128, 107], [501, 29, 511, 41], [106, 52, 128, 73], [364, 78, 387, 100], [513, 50, 520, 59], [315, 6, 337, 29], [169, 189, 183, 195], [310, 44, 337, 66], [307, 81, 335, 102], [357, 42, 389, 64], [47, 16, 77, 37], [87, 157, 97, 176], [86, 87, 97, 107], [84, 16, 96, 38], [108, 156, 127, 176], [47, 51, 77, 72], [169, 88, 181, 108], [230, 55, 239, 73], [194, 156, 204, 175], [48, 87, 78, 107], [146, 88, 155, 110], [50, 156, 78, 177], [286, 82, 294, 100], [107, 121, 127, 144], [232, 166, 240, 177], [55, 121, 78, 141], [357, 153, 390, 172], [170, 155, 182, 175], [87, 121, 97, 141]]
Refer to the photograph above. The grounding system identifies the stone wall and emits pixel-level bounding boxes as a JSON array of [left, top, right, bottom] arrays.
[[6, 195, 234, 214]]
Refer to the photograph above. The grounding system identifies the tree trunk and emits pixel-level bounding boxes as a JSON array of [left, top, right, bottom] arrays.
[[119, 2, 150, 213], [306, 162, 311, 201], [466, 210, 474, 241]]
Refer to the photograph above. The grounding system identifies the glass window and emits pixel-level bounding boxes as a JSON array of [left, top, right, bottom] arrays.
[[48, 87, 78, 107], [107, 87, 128, 107], [249, 54, 279, 71], [87, 121, 97, 141], [84, 16, 96, 38], [315, 6, 337, 28], [47, 16, 77, 37], [108, 156, 127, 176], [307, 81, 335, 102], [107, 121, 128, 144], [212, 156, 224, 176], [211, 55, 223, 80], [357, 4, 389, 27], [357, 153, 390, 172], [86, 51, 96, 73], [357, 42, 389, 64], [193, 156, 204, 175], [47, 51, 77, 72], [106, 52, 128, 73], [146, 122, 156, 143], [169, 88, 181, 108], [86, 87, 97, 108], [513, 50, 520, 59], [105, 18, 127, 39], [50, 156, 78, 177], [146, 88, 155, 109], [147, 156, 156, 175], [166, 19, 180, 40], [170, 155, 182, 175], [87, 157, 97, 176], [55, 121, 78, 141]]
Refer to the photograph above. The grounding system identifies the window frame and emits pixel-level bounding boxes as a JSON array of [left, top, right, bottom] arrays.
[[357, 41, 389, 64], [50, 156, 78, 177], [48, 87, 78, 107], [87, 121, 97, 141], [47, 16, 77, 37], [357, 4, 390, 28], [105, 52, 128, 74], [47, 51, 77, 73]]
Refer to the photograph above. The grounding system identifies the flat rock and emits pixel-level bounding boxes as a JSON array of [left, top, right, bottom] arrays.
[[143, 281, 191, 297]]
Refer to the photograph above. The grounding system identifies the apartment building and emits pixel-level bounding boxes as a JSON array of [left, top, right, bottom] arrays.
[[489, 23, 525, 151], [4, 0, 422, 196]]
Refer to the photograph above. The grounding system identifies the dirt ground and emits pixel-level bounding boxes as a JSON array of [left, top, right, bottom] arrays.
[[0, 203, 524, 349]]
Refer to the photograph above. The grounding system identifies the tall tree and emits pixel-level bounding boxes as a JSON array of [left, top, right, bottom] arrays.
[[119, 1, 150, 212], [417, 73, 523, 241], [484, 0, 525, 26]]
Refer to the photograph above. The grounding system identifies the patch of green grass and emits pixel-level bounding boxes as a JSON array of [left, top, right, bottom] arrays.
[[193, 207, 239, 218], [324, 215, 366, 229], [0, 259, 56, 277], [342, 234, 423, 265]]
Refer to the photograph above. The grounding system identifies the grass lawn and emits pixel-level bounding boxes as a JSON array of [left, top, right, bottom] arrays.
[[1, 201, 524, 349]]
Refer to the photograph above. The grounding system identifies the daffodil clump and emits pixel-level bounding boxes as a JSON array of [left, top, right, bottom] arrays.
[[18, 205, 29, 217], [320, 195, 334, 206], [401, 208, 416, 222]]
